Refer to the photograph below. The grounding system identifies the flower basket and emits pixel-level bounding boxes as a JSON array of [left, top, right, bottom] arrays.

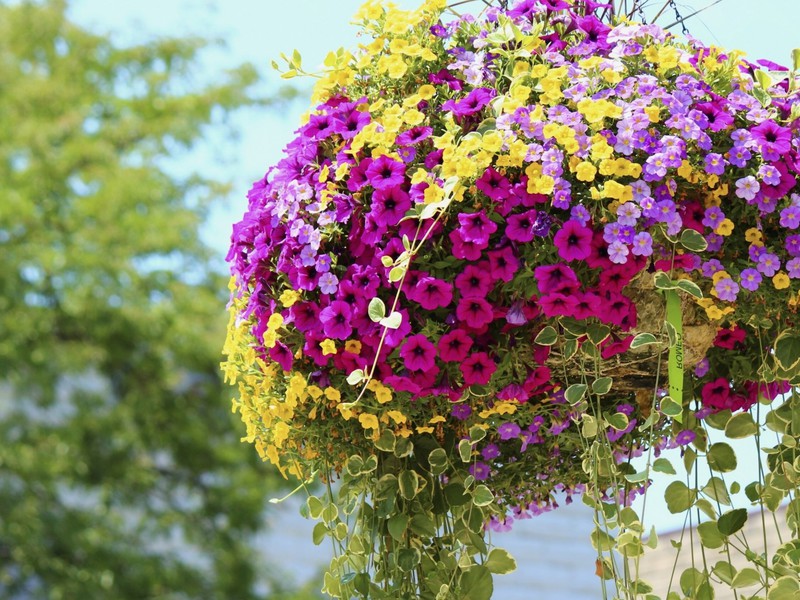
[[223, 1, 800, 597]]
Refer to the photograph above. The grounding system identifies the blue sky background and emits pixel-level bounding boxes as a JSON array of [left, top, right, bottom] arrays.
[[69, 0, 800, 258], [67, 0, 799, 536]]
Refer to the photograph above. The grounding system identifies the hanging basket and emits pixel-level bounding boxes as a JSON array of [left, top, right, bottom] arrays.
[[223, 1, 800, 597]]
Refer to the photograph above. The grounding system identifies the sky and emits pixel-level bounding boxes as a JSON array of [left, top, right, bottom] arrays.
[[68, 0, 799, 537], [69, 0, 800, 259]]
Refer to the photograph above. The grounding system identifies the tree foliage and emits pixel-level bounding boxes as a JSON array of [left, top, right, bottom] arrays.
[[0, 1, 312, 598]]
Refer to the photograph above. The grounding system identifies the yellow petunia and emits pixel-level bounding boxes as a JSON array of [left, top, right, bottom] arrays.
[[715, 219, 734, 236], [344, 340, 362, 354], [575, 161, 597, 182], [320, 339, 337, 356], [359, 413, 380, 430], [773, 272, 791, 290], [279, 289, 300, 307]]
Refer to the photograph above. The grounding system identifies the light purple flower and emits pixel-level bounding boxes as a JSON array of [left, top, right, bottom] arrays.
[[757, 252, 780, 276], [318, 272, 339, 295], [739, 268, 762, 291], [780, 205, 800, 229], [715, 277, 739, 302], [497, 422, 521, 441], [735, 176, 760, 201], [607, 240, 629, 264]]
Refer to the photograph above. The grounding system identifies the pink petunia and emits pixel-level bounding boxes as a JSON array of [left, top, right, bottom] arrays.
[[553, 219, 593, 261], [461, 352, 497, 385], [400, 334, 438, 372]]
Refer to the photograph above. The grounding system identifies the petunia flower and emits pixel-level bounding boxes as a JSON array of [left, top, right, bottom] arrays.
[[553, 219, 593, 261], [457, 210, 497, 244], [408, 275, 453, 310], [455, 263, 494, 298], [438, 329, 474, 362], [399, 334, 438, 372], [365, 155, 406, 190], [456, 296, 495, 329], [319, 300, 353, 340], [461, 351, 497, 385]]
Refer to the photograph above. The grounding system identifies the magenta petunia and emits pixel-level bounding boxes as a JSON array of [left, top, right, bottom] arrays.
[[538, 293, 578, 318], [438, 329, 474, 362], [534, 263, 579, 294], [319, 300, 353, 340], [449, 228, 487, 260], [461, 351, 497, 385], [455, 263, 495, 297], [409, 276, 453, 310], [441, 87, 496, 117], [750, 120, 792, 158], [399, 334, 438, 372], [457, 210, 497, 244], [365, 155, 406, 190], [506, 209, 539, 243], [456, 296, 495, 329], [476, 167, 512, 202], [487, 246, 519, 282], [370, 186, 411, 227]]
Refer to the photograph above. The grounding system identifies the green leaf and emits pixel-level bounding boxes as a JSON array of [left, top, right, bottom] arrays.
[[387, 514, 409, 541], [312, 521, 328, 545], [587, 323, 610, 346], [409, 513, 437, 538], [654, 271, 678, 289], [485, 548, 517, 575], [394, 436, 413, 458], [460, 565, 493, 600], [592, 377, 613, 395], [774, 331, 800, 374], [660, 396, 683, 417], [346, 368, 365, 385], [590, 528, 616, 551], [469, 425, 487, 443], [725, 412, 758, 438], [307, 496, 324, 519], [697, 521, 724, 549], [653, 457, 676, 475], [665, 481, 696, 514], [444, 483, 469, 507], [731, 567, 761, 588], [380, 311, 402, 329], [701, 476, 731, 506], [717, 508, 748, 536], [679, 229, 709, 252], [397, 548, 421, 572], [353, 573, 370, 596], [767, 575, 800, 599], [712, 561, 737, 586], [472, 485, 494, 507], [630, 332, 659, 349], [707, 442, 738, 472], [606, 411, 629, 431], [458, 438, 473, 463], [374, 429, 396, 452], [565, 383, 587, 405], [389, 265, 407, 282], [428, 448, 448, 475], [398, 470, 419, 500], [625, 470, 650, 484], [368, 297, 386, 322], [676, 279, 703, 299], [534, 325, 558, 346]]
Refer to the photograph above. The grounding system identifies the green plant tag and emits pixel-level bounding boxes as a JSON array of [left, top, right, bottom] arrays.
[[666, 290, 684, 423]]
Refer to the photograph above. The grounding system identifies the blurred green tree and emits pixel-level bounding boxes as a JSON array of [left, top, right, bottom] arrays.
[[0, 1, 314, 598]]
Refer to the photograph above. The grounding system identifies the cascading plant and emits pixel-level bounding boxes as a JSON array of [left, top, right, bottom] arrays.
[[223, 0, 800, 597]]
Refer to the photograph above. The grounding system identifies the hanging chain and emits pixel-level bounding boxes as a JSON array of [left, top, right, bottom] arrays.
[[667, 0, 690, 35]]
